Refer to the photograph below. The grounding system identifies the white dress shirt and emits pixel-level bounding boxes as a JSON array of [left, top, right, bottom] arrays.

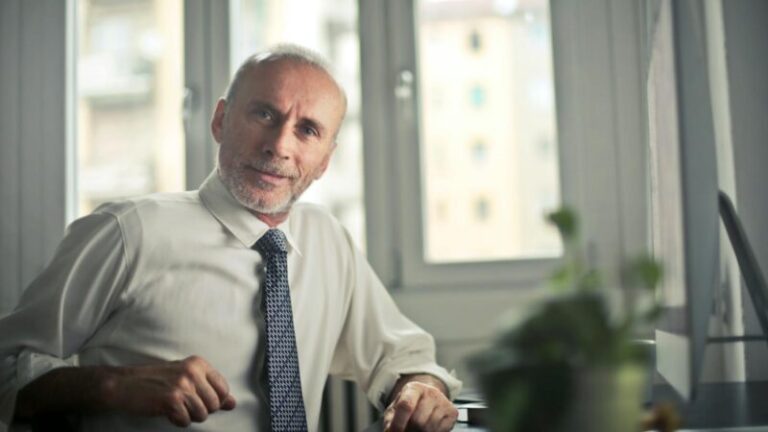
[[0, 170, 461, 432]]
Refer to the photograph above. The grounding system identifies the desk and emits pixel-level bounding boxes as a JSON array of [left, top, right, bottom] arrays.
[[362, 420, 486, 431], [365, 382, 768, 432], [652, 381, 768, 430]]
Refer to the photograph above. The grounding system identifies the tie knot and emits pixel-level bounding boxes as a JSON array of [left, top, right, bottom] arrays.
[[254, 229, 288, 256]]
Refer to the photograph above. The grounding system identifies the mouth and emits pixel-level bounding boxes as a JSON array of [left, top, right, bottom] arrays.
[[247, 165, 291, 184]]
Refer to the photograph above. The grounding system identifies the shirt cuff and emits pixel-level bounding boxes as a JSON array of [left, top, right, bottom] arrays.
[[16, 351, 75, 390], [0, 351, 75, 431], [367, 361, 463, 411]]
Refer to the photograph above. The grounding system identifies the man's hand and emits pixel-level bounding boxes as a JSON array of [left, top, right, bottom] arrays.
[[16, 355, 236, 428], [103, 355, 237, 427], [382, 374, 458, 432]]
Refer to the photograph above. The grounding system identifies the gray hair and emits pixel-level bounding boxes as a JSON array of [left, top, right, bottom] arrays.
[[223, 43, 346, 108]]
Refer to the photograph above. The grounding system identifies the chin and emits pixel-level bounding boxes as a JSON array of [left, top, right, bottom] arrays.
[[244, 192, 294, 215]]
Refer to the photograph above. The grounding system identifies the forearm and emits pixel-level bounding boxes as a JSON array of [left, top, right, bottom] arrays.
[[15, 365, 121, 420], [387, 373, 449, 405]]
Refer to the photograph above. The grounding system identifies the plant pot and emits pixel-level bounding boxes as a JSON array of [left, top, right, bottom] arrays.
[[560, 364, 646, 431], [478, 362, 647, 432]]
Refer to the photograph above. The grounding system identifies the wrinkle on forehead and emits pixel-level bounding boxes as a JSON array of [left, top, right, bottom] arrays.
[[234, 60, 347, 139], [229, 58, 347, 116]]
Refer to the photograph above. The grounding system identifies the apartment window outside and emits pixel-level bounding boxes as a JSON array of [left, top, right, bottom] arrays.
[[417, 0, 562, 263], [471, 140, 488, 164], [469, 29, 482, 52], [469, 85, 486, 108], [76, 0, 185, 216], [474, 197, 490, 221], [230, 0, 365, 250]]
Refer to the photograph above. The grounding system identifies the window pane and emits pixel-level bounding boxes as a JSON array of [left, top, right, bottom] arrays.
[[76, 0, 185, 216], [417, 0, 562, 263], [230, 0, 365, 250]]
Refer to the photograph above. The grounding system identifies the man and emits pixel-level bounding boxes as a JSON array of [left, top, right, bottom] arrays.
[[0, 45, 461, 431]]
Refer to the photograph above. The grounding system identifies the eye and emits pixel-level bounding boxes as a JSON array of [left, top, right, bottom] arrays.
[[255, 109, 273, 121], [300, 125, 319, 137]]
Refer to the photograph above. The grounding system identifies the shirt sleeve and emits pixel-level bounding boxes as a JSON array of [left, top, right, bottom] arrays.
[[327, 230, 462, 411], [0, 211, 129, 430]]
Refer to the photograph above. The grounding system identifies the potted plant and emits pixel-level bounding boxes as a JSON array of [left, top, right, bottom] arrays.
[[469, 207, 664, 432]]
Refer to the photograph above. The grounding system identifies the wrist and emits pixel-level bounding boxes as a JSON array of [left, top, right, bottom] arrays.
[[96, 365, 129, 411], [388, 373, 449, 405]]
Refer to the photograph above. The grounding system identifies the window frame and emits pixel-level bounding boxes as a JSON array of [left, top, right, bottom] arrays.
[[183, 0, 230, 189], [0, 0, 75, 312], [360, 0, 648, 292]]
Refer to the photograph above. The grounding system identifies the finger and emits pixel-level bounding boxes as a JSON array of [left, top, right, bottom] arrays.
[[389, 386, 423, 432], [166, 395, 191, 428], [425, 407, 452, 432], [221, 393, 237, 411], [382, 406, 395, 431], [407, 395, 437, 430], [194, 376, 223, 412], [436, 411, 459, 432], [184, 392, 210, 423], [206, 369, 231, 406]]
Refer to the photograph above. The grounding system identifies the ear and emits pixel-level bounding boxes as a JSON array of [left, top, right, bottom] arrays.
[[211, 98, 227, 144]]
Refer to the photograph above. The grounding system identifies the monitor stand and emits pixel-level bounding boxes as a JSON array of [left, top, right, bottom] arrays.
[[651, 193, 768, 430], [719, 191, 768, 344], [652, 380, 768, 430]]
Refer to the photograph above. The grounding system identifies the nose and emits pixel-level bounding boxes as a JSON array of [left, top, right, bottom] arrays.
[[261, 124, 293, 160]]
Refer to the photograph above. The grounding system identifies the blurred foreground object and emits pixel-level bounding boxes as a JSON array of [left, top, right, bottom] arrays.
[[470, 207, 665, 431]]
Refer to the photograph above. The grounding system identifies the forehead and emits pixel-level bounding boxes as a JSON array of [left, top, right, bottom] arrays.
[[234, 60, 345, 120]]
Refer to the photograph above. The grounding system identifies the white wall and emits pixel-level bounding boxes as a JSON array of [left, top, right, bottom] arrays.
[[0, 0, 71, 315]]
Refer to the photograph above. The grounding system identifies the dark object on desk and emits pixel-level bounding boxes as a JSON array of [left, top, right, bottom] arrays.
[[641, 402, 681, 432], [653, 381, 768, 429], [454, 400, 487, 426]]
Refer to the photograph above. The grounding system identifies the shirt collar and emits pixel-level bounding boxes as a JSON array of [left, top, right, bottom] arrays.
[[198, 169, 302, 256]]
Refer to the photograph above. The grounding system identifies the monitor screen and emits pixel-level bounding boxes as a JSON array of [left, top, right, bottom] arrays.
[[646, 0, 721, 401]]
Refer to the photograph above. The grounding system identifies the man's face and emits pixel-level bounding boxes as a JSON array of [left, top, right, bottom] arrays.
[[212, 59, 346, 217]]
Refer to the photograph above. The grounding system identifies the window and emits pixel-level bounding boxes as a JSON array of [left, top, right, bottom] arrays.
[[471, 140, 488, 164], [417, 0, 561, 265], [358, 0, 645, 292], [469, 29, 482, 52], [65, 0, 645, 297], [469, 85, 486, 108], [75, 0, 185, 216], [474, 197, 490, 221]]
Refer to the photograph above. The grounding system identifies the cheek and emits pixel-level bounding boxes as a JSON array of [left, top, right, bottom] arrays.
[[218, 144, 236, 167], [296, 156, 324, 181]]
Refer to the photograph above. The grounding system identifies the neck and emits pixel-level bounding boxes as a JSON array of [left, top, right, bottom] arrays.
[[252, 210, 289, 227]]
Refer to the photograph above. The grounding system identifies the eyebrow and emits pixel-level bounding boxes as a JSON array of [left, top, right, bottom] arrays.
[[246, 99, 327, 137]]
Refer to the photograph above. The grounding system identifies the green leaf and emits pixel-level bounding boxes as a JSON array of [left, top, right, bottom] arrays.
[[623, 256, 664, 291], [546, 207, 578, 241]]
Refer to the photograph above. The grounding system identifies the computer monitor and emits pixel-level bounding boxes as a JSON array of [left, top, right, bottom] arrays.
[[646, 0, 721, 402], [647, 0, 768, 402]]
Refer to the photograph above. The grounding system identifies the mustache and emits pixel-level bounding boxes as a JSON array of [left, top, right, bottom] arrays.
[[248, 159, 298, 179]]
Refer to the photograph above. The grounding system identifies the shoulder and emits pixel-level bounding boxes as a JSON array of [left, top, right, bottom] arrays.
[[93, 191, 200, 219], [89, 191, 202, 230], [75, 191, 204, 252], [289, 202, 343, 230], [288, 202, 358, 251]]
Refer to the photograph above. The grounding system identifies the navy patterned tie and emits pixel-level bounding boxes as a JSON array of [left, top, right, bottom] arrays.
[[254, 229, 308, 432]]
